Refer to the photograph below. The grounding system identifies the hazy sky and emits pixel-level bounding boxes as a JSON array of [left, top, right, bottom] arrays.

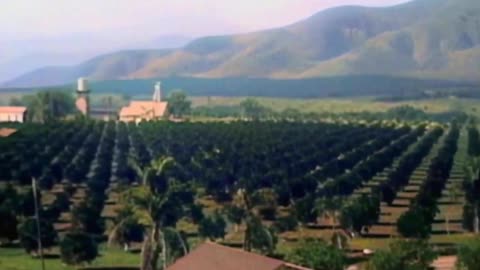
[[2, 0, 411, 40]]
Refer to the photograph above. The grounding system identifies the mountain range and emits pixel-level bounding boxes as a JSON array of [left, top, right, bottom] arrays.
[[5, 0, 480, 88]]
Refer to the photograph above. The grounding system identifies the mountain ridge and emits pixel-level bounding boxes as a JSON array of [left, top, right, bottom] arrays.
[[6, 0, 480, 88]]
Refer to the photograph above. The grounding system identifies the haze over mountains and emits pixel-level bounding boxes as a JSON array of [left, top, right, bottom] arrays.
[[5, 0, 480, 88], [0, 34, 192, 84]]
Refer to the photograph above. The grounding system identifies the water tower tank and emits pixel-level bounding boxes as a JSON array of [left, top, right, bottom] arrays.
[[77, 78, 89, 92]]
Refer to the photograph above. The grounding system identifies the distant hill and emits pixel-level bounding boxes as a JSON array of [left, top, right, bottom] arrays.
[[5, 0, 480, 88]]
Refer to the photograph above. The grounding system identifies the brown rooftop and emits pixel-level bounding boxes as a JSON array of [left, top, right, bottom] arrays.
[[119, 101, 167, 118], [167, 242, 311, 270]]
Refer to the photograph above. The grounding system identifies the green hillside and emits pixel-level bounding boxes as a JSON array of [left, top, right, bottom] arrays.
[[5, 0, 480, 88]]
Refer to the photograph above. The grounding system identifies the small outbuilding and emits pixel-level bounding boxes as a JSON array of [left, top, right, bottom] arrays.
[[0, 106, 28, 123]]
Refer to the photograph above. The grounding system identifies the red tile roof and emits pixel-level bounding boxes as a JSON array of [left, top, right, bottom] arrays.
[[119, 101, 167, 118], [0, 106, 27, 113], [167, 242, 311, 270]]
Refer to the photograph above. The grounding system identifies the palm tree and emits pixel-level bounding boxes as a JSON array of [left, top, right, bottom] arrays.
[[107, 205, 143, 251], [232, 184, 276, 253], [111, 156, 189, 270], [464, 157, 480, 234], [315, 196, 345, 249]]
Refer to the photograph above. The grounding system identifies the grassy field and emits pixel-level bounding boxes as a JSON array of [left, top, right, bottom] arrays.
[[0, 245, 139, 270], [190, 96, 480, 115]]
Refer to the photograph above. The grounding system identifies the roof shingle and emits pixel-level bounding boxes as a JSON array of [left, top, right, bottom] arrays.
[[119, 101, 167, 118], [167, 242, 311, 270], [0, 106, 27, 113]]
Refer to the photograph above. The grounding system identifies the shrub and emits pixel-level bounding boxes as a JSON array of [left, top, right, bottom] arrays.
[[287, 238, 345, 270], [18, 218, 57, 254], [273, 215, 298, 232], [60, 232, 98, 265], [368, 239, 436, 270], [457, 238, 480, 270]]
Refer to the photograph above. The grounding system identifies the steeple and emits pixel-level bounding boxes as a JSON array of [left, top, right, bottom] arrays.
[[153, 81, 162, 102]]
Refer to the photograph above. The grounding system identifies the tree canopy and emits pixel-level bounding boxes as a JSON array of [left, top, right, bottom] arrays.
[[167, 90, 191, 118], [287, 238, 346, 270], [20, 90, 75, 123]]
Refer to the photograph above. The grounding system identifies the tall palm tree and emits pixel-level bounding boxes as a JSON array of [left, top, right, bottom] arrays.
[[111, 156, 188, 270], [232, 185, 276, 253], [315, 196, 345, 249]]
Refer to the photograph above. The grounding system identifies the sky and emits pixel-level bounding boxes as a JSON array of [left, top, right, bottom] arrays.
[[1, 0, 412, 40]]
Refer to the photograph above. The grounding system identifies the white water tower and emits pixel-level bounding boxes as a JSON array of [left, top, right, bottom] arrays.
[[76, 77, 90, 116], [77, 77, 89, 92]]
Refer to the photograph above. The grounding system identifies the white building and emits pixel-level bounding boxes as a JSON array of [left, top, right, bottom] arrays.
[[0, 106, 28, 123]]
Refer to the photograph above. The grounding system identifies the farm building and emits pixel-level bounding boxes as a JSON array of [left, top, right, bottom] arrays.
[[119, 82, 168, 122], [0, 106, 27, 123], [167, 242, 310, 270]]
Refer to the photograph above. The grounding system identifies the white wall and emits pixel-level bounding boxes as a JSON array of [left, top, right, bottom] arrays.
[[0, 112, 25, 123]]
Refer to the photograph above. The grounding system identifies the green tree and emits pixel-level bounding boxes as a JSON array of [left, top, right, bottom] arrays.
[[457, 238, 480, 270], [397, 209, 431, 239], [287, 238, 346, 270], [0, 208, 18, 244], [252, 188, 277, 220], [445, 182, 462, 235], [18, 218, 57, 255], [167, 90, 191, 118], [9, 97, 24, 106], [340, 194, 380, 234], [189, 204, 204, 224], [463, 157, 480, 234], [315, 196, 345, 249], [23, 90, 75, 123], [108, 205, 145, 251], [71, 201, 105, 235], [232, 186, 277, 254], [60, 232, 98, 265], [114, 156, 192, 270], [198, 211, 226, 240], [240, 98, 266, 120], [225, 205, 245, 233], [273, 215, 298, 233], [367, 240, 437, 270], [245, 216, 277, 255]]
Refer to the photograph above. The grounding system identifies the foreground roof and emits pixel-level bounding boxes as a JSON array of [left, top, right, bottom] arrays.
[[167, 242, 310, 270], [0, 106, 27, 113]]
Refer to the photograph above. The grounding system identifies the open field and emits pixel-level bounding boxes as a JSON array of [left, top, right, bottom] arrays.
[[190, 96, 480, 116], [0, 245, 139, 270]]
